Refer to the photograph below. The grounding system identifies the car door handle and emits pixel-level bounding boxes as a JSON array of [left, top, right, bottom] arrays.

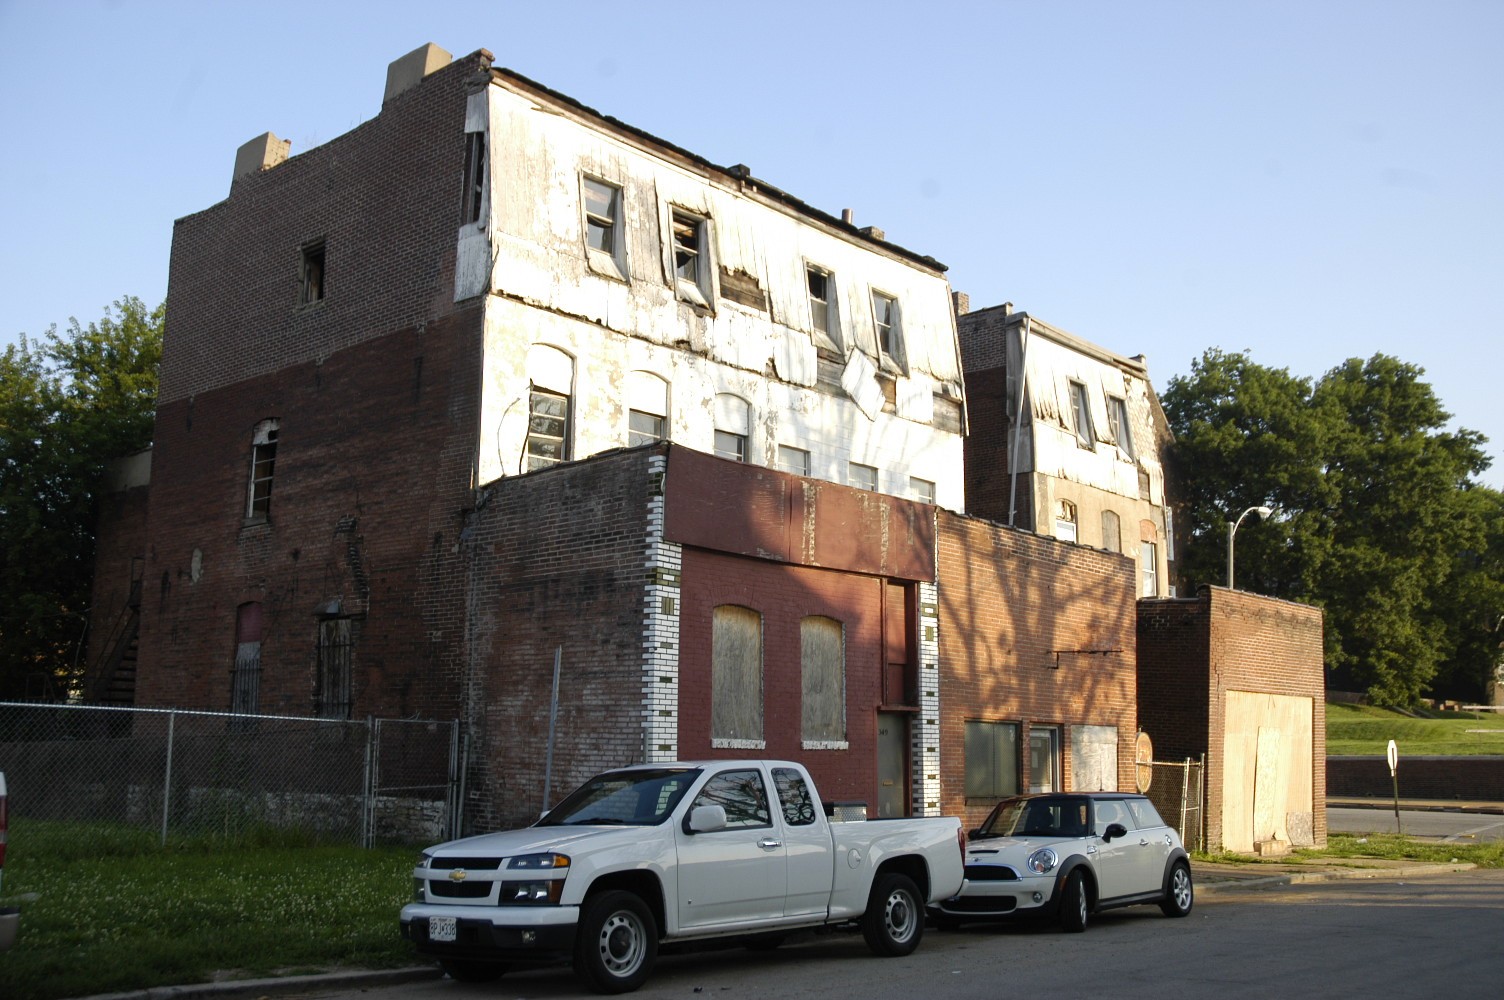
[[758, 839, 782, 850]]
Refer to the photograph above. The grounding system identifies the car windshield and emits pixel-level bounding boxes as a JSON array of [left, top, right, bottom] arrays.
[[975, 796, 1091, 839], [536, 768, 700, 827]]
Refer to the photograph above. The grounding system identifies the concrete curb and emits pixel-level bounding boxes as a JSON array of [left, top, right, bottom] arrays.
[[1197, 861, 1477, 892], [76, 965, 443, 1000]]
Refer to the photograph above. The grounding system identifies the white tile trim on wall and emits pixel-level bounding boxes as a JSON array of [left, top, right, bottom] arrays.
[[914, 580, 942, 816], [641, 453, 682, 762]]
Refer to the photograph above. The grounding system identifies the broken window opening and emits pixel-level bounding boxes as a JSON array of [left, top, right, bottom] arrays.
[[246, 418, 279, 521], [1055, 499, 1078, 543], [807, 264, 835, 340], [463, 132, 487, 225], [1107, 394, 1135, 459], [1068, 380, 1095, 449], [299, 241, 325, 306], [871, 290, 903, 367], [584, 177, 619, 254], [672, 211, 702, 283]]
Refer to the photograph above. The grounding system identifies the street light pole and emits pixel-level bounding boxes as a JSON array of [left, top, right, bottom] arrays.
[[1227, 505, 1274, 590]]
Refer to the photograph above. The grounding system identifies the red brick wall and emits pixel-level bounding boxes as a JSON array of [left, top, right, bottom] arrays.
[[956, 305, 1030, 528], [458, 447, 659, 832], [677, 549, 890, 808], [937, 509, 1139, 831], [135, 306, 482, 719]]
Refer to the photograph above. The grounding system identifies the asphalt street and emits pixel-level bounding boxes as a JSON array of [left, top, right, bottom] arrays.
[[1327, 806, 1504, 842]]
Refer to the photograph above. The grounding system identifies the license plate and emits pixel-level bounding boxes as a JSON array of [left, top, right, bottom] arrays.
[[429, 916, 457, 943]]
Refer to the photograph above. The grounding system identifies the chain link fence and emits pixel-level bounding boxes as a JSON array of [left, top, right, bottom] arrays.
[[1145, 756, 1205, 852], [0, 702, 463, 847]]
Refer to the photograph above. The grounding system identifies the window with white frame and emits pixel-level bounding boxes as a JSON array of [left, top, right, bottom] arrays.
[[525, 345, 574, 472], [246, 418, 279, 521], [1029, 725, 1062, 793], [582, 176, 627, 279], [801, 616, 845, 744], [626, 370, 668, 446], [871, 290, 903, 367], [910, 477, 936, 504], [1107, 395, 1135, 459], [1141, 541, 1159, 597], [1068, 380, 1094, 448], [712, 605, 763, 745], [848, 462, 878, 492], [1054, 499, 1078, 542], [778, 445, 810, 476], [714, 393, 750, 462], [965, 720, 1020, 799]]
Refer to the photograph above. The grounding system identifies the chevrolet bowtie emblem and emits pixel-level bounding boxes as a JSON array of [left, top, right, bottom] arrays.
[[448, 868, 468, 882]]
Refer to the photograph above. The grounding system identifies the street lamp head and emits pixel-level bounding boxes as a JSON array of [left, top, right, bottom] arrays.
[[1253, 505, 1273, 520], [1227, 505, 1275, 590]]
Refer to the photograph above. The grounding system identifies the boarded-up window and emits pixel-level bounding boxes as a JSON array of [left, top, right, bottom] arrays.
[[801, 616, 844, 742], [965, 720, 1020, 799], [315, 618, 353, 719], [1101, 510, 1122, 553], [712, 605, 762, 743], [1071, 725, 1119, 792]]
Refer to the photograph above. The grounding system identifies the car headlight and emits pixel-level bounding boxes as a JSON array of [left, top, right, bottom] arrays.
[[508, 852, 571, 870], [1026, 848, 1058, 875]]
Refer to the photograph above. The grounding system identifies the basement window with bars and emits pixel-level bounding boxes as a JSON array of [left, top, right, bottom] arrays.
[[315, 618, 353, 719], [230, 602, 263, 721]]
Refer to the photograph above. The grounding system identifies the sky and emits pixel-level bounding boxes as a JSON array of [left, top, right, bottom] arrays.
[[3, 0, 1501, 487]]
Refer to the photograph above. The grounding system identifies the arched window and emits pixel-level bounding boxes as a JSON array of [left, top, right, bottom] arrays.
[[712, 605, 763, 744], [1101, 510, 1122, 554], [714, 393, 751, 463], [626, 371, 668, 446], [1054, 499, 1078, 543]]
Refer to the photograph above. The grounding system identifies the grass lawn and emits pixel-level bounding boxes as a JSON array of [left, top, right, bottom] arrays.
[[0, 820, 421, 1000], [1326, 702, 1504, 756]]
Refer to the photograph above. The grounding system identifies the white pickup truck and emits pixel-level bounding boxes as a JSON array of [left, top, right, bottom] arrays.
[[400, 759, 964, 993]]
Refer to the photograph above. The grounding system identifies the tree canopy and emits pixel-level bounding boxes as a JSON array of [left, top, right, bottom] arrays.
[[0, 297, 162, 699], [1163, 349, 1500, 706]]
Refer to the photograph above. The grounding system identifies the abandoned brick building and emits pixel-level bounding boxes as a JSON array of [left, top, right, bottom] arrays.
[[84, 43, 1315, 840]]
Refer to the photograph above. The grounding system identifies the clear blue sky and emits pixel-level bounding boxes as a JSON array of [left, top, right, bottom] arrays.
[[4, 0, 1500, 487]]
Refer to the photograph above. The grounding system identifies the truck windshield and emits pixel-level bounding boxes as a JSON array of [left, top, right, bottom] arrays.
[[536, 768, 701, 827]]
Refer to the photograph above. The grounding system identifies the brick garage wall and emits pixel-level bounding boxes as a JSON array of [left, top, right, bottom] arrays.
[[937, 510, 1138, 832], [459, 447, 659, 832], [135, 306, 482, 720], [1138, 586, 1326, 850], [1329, 756, 1504, 800], [677, 548, 889, 809], [159, 50, 490, 405]]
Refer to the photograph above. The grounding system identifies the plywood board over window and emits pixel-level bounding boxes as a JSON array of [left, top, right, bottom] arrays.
[[712, 605, 763, 747], [1221, 691, 1313, 853]]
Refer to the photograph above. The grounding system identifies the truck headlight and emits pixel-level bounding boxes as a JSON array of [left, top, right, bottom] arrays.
[[500, 879, 566, 905], [507, 852, 570, 870], [1026, 848, 1058, 875]]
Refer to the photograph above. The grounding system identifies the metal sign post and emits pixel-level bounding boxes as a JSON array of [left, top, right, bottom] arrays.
[[1387, 739, 1401, 835]]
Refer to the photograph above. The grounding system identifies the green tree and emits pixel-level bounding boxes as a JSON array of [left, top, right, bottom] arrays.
[[1163, 350, 1495, 706], [0, 297, 162, 699]]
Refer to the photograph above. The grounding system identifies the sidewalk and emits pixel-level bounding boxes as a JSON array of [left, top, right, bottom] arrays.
[[1328, 796, 1504, 814], [1194, 854, 1477, 890]]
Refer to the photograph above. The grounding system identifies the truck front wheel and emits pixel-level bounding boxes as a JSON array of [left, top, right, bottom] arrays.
[[861, 872, 924, 957], [574, 890, 658, 994]]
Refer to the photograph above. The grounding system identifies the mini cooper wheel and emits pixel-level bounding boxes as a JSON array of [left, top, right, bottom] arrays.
[[574, 890, 658, 994], [1160, 860, 1194, 917], [861, 873, 924, 956], [1059, 870, 1089, 933]]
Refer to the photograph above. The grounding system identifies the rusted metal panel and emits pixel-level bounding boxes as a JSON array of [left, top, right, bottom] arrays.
[[664, 445, 934, 582]]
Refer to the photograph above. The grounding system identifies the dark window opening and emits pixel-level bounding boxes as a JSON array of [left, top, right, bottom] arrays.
[[247, 419, 279, 521], [315, 618, 353, 719], [464, 132, 487, 224], [299, 241, 325, 306]]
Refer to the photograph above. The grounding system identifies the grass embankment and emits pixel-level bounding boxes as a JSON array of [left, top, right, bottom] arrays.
[[1326, 702, 1504, 756], [1314, 833, 1504, 868], [0, 820, 417, 1000]]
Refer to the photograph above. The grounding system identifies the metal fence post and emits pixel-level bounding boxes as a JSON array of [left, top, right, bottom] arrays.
[[161, 710, 176, 846], [362, 716, 375, 848]]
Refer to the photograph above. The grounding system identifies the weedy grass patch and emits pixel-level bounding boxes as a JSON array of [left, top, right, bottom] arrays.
[[1326, 702, 1504, 756], [0, 819, 419, 1000], [1311, 833, 1504, 868]]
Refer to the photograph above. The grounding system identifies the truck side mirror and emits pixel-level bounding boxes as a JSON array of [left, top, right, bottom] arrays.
[[686, 804, 727, 834]]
